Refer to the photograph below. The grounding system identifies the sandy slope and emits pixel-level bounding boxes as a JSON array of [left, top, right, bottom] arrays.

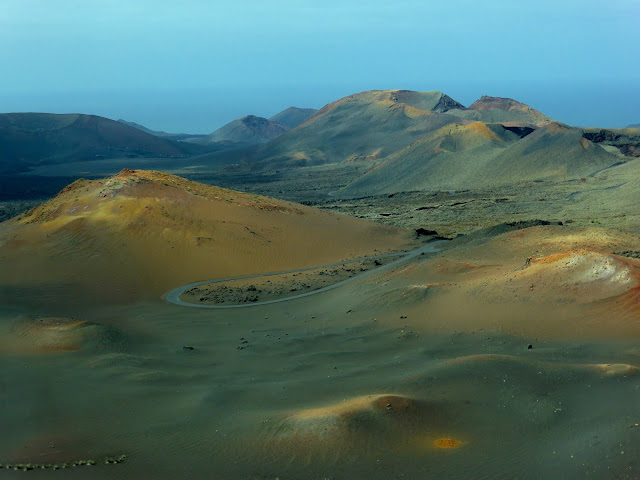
[[0, 169, 414, 306], [1, 219, 639, 479], [346, 224, 640, 338]]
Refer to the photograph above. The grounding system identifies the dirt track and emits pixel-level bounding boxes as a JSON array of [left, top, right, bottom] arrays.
[[165, 241, 446, 308]]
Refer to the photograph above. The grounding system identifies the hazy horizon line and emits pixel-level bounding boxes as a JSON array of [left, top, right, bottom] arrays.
[[1, 83, 638, 134]]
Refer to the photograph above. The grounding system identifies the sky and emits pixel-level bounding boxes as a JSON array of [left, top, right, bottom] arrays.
[[0, 0, 638, 132]]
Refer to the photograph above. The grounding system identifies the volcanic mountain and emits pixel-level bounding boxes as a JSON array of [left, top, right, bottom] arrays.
[[244, 90, 555, 172], [448, 95, 553, 125], [0, 113, 207, 174], [0, 169, 413, 306], [250, 90, 467, 169], [269, 107, 318, 129], [188, 115, 289, 146], [340, 121, 619, 195]]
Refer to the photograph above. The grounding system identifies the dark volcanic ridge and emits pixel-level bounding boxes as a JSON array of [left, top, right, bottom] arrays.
[[116, 119, 207, 141], [0, 113, 211, 174]]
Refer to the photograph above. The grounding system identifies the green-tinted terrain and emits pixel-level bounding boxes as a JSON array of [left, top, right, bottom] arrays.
[[1, 90, 640, 479]]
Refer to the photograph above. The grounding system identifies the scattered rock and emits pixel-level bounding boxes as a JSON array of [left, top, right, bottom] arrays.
[[415, 228, 439, 237], [615, 250, 640, 259]]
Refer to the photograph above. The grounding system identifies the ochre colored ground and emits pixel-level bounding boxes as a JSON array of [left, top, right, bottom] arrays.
[[0, 170, 415, 306]]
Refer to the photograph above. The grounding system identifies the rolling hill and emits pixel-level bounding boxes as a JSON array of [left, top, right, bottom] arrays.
[[0, 113, 208, 174], [0, 169, 413, 305]]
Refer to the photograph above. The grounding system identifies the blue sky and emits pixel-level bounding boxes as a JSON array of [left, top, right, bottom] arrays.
[[1, 0, 638, 132]]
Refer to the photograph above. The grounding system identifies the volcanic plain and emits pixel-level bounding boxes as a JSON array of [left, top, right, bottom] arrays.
[[1, 90, 640, 479]]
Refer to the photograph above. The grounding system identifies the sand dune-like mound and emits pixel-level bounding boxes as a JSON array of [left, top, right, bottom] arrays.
[[446, 228, 640, 336], [2, 432, 125, 468], [0, 169, 413, 306], [0, 316, 123, 355], [347, 225, 640, 337], [4, 317, 87, 354], [589, 362, 639, 376], [475, 249, 639, 304], [255, 393, 459, 463], [440, 353, 638, 378]]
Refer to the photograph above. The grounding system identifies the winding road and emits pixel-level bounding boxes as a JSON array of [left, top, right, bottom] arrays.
[[165, 240, 446, 309]]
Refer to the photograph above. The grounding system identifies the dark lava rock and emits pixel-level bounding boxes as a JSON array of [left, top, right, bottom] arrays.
[[415, 228, 439, 237]]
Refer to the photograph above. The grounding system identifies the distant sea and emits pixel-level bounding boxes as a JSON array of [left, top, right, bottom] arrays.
[[1, 83, 637, 134]]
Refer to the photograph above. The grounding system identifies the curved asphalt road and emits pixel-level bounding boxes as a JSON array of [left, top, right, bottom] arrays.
[[165, 240, 446, 309]]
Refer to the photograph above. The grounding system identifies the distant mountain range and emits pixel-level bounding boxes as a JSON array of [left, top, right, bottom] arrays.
[[234, 89, 636, 195], [628, 123, 640, 128], [248, 90, 555, 172], [120, 106, 317, 147], [0, 105, 316, 175], [2, 91, 637, 199]]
